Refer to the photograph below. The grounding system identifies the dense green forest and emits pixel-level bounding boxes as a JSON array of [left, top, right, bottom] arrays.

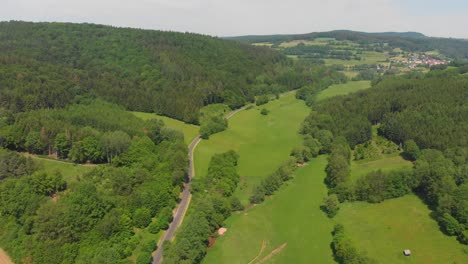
[[0, 21, 303, 123], [227, 30, 468, 60], [299, 66, 468, 248], [0, 101, 188, 263]]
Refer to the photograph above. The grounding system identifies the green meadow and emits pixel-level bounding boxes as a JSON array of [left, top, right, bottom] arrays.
[[317, 80, 371, 101], [132, 112, 200, 144], [193, 93, 309, 203], [336, 195, 468, 264], [350, 155, 413, 181], [203, 156, 335, 264], [342, 70, 359, 78], [33, 156, 94, 184]]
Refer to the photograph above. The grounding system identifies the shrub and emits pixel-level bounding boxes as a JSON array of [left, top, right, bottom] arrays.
[[439, 213, 462, 236], [458, 230, 468, 244], [249, 158, 297, 204], [260, 108, 269, 115], [256, 95, 270, 106], [322, 194, 340, 218], [291, 145, 312, 163], [133, 208, 152, 228], [331, 224, 376, 264], [230, 196, 244, 211], [200, 116, 228, 139], [303, 135, 322, 157], [136, 250, 153, 264], [403, 139, 421, 161]]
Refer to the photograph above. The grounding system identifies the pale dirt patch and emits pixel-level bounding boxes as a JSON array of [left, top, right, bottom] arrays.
[[51, 193, 59, 203], [0, 248, 14, 264], [208, 237, 216, 248], [217, 227, 227, 236], [255, 243, 287, 264]]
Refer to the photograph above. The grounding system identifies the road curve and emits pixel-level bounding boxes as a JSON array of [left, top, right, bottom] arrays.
[[152, 105, 248, 264]]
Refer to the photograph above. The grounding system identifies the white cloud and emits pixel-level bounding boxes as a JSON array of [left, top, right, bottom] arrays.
[[0, 0, 467, 38]]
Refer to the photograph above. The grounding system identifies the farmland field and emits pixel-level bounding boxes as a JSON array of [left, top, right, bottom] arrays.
[[317, 80, 371, 100], [325, 51, 389, 66], [132, 111, 200, 144], [203, 156, 335, 264], [342, 70, 359, 78], [194, 92, 309, 203], [278, 40, 327, 48], [336, 195, 468, 264]]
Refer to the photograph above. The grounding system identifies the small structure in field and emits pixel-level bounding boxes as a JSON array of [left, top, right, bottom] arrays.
[[403, 249, 411, 256], [218, 227, 227, 236]]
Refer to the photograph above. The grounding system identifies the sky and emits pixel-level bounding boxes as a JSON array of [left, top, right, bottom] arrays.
[[2, 0, 468, 38]]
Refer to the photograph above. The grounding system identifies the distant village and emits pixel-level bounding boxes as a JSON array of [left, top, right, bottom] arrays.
[[392, 54, 449, 69]]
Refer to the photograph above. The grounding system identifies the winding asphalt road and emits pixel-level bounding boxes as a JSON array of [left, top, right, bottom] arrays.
[[152, 106, 248, 264]]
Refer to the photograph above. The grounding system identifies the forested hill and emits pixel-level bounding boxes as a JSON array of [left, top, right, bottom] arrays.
[[226, 30, 468, 59], [0, 21, 290, 123]]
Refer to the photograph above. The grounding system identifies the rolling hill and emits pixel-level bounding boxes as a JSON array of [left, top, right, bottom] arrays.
[[0, 21, 290, 123], [225, 30, 468, 60]]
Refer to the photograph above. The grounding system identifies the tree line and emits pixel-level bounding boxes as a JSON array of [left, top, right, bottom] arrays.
[[301, 68, 467, 149]]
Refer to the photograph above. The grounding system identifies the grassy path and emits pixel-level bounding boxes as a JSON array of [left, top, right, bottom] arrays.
[[203, 156, 335, 263]]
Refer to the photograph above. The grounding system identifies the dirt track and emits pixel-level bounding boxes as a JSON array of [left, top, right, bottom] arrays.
[[0, 249, 13, 264]]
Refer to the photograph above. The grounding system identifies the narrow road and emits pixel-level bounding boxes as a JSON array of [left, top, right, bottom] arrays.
[[152, 105, 248, 264]]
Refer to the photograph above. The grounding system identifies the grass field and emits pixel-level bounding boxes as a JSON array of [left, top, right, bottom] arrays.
[[350, 155, 413, 181], [336, 195, 468, 264], [194, 92, 309, 203], [32, 156, 94, 184], [317, 80, 371, 101], [342, 70, 359, 78], [203, 156, 335, 264], [132, 112, 199, 144], [279, 40, 328, 48]]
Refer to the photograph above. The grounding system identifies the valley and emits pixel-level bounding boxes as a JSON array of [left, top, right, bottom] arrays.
[[0, 21, 467, 264]]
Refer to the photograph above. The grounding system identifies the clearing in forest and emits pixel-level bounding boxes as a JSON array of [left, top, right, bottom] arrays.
[[350, 154, 413, 181], [317, 80, 371, 101], [32, 156, 94, 184], [132, 112, 200, 144]]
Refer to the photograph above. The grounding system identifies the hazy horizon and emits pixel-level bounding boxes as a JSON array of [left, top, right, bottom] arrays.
[[2, 0, 468, 39]]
